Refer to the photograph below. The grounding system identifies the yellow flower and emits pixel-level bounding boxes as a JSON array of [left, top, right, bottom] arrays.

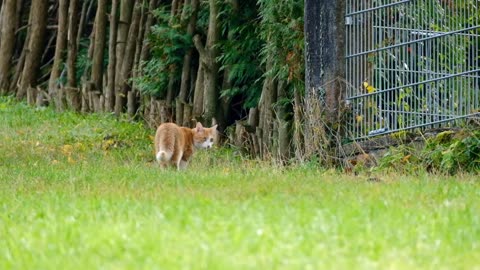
[[355, 115, 363, 122], [363, 81, 376, 93]]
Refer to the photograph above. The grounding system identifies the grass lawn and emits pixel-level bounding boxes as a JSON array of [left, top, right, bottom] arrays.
[[1, 97, 479, 269]]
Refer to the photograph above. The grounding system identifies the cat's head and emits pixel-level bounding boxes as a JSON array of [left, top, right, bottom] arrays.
[[192, 122, 218, 149]]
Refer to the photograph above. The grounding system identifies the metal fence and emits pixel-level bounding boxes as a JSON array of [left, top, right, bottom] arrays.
[[345, 0, 480, 140]]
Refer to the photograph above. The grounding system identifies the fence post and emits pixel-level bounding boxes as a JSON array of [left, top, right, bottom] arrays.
[[305, 0, 346, 124], [304, 0, 346, 163]]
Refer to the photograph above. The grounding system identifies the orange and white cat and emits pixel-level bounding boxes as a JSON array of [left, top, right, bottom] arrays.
[[154, 122, 217, 170]]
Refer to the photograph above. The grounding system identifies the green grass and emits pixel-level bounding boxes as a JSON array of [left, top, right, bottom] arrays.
[[1, 97, 479, 269]]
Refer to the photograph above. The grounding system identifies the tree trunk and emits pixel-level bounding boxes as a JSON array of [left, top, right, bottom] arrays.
[[176, 0, 199, 125], [193, 0, 220, 126], [165, 0, 182, 124], [13, 0, 22, 39], [105, 0, 119, 111], [133, 0, 146, 76], [217, 0, 239, 131], [81, 24, 96, 112], [0, 0, 17, 94], [91, 0, 108, 112], [77, 0, 94, 50], [114, 0, 135, 116], [11, 0, 23, 58], [139, 0, 156, 63], [257, 57, 277, 158], [66, 0, 81, 111], [166, 71, 175, 106], [276, 80, 291, 161], [246, 107, 259, 156], [128, 0, 145, 118], [45, 0, 68, 110], [115, 0, 134, 78], [182, 103, 192, 127], [137, 0, 157, 120], [192, 63, 204, 119], [9, 30, 27, 93], [293, 84, 304, 161], [115, 0, 140, 116], [17, 0, 47, 103]]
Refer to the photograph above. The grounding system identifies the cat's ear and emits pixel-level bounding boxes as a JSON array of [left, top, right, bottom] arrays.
[[211, 124, 218, 131], [196, 122, 204, 133]]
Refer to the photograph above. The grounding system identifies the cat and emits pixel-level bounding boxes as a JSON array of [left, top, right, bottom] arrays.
[[154, 122, 217, 170]]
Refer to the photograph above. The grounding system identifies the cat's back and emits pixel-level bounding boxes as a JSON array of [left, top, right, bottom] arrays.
[[155, 123, 184, 152]]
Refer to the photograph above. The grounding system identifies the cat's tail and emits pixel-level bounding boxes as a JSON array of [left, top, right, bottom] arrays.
[[156, 150, 173, 162]]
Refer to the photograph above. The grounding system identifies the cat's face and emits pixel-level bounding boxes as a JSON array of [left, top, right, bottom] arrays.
[[193, 122, 217, 149]]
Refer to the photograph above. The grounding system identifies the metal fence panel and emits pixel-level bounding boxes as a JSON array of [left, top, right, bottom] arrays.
[[345, 0, 480, 140]]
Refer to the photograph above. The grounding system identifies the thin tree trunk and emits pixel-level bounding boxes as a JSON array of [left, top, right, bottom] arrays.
[[105, 0, 119, 111], [139, 0, 156, 63], [129, 0, 148, 118], [45, 0, 68, 110], [248, 107, 260, 156], [193, 0, 220, 125], [176, 0, 199, 125], [132, 0, 146, 79], [115, 0, 140, 116], [170, 0, 179, 18], [76, 0, 93, 50], [192, 63, 204, 119], [137, 0, 157, 120], [115, 0, 134, 77], [258, 58, 277, 158], [12, 0, 22, 54], [217, 0, 239, 131], [293, 84, 304, 161], [114, 0, 135, 116], [17, 0, 47, 103], [67, 0, 79, 88], [0, 0, 17, 93], [0, 2, 4, 43], [203, 0, 220, 126], [65, 0, 80, 111], [182, 103, 192, 127], [166, 71, 175, 105], [166, 0, 181, 123], [40, 31, 56, 65], [276, 80, 291, 161], [91, 0, 107, 112], [9, 32, 27, 93], [82, 31, 95, 112], [0, 3, 3, 43]]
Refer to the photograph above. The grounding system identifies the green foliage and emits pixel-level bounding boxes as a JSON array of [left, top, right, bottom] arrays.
[[75, 38, 92, 82], [135, 7, 193, 97], [256, 0, 305, 113], [423, 130, 480, 174], [376, 145, 421, 173], [375, 129, 480, 174], [258, 0, 304, 84], [218, 0, 263, 109], [134, 0, 305, 114]]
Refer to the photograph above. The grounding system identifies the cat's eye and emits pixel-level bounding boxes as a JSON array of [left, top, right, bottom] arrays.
[[210, 138, 214, 142]]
